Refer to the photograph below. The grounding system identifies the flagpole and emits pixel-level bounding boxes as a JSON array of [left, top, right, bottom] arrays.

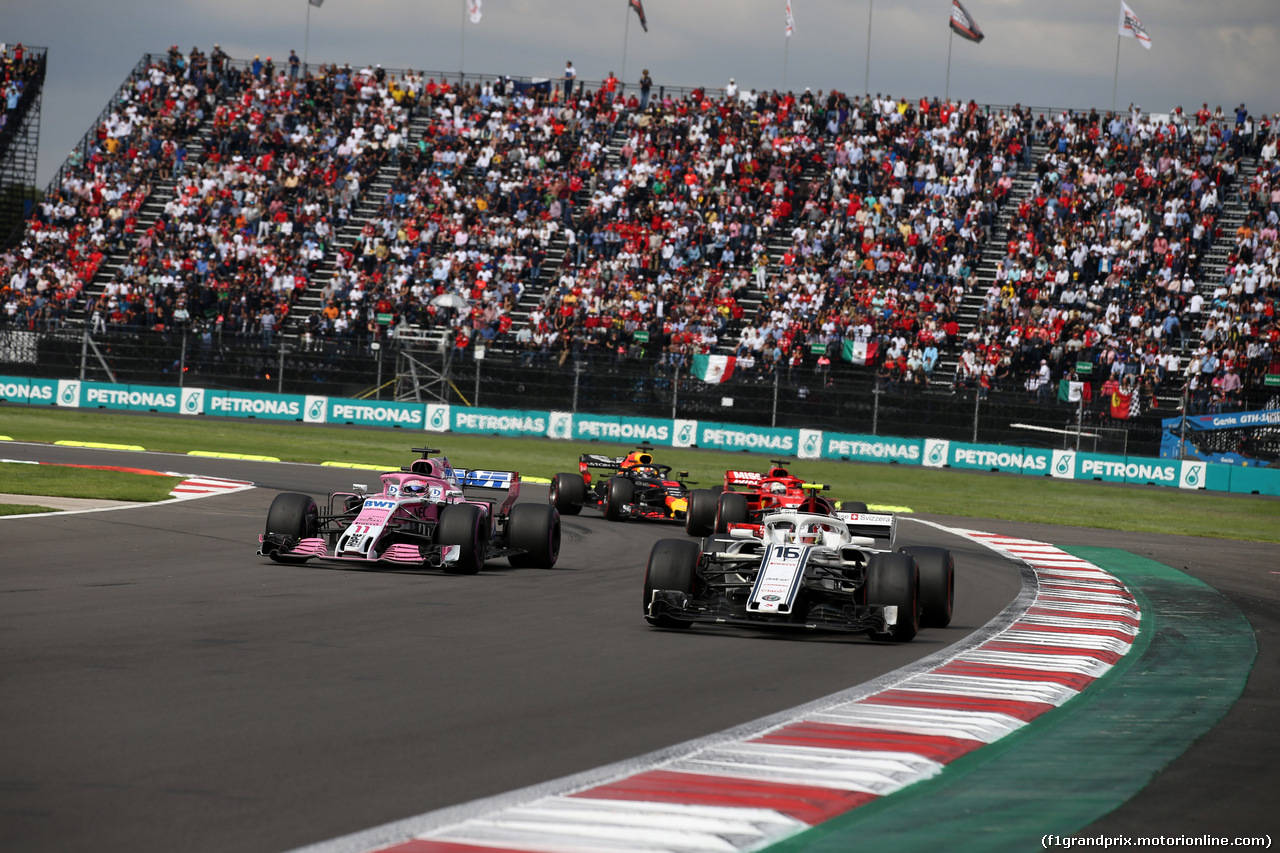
[[460, 0, 466, 83], [621, 2, 631, 94], [783, 34, 790, 90], [945, 28, 953, 102], [1111, 33, 1120, 113], [304, 0, 311, 74], [863, 0, 873, 96]]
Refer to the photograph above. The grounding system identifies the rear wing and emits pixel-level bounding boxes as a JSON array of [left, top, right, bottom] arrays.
[[724, 470, 764, 488], [836, 511, 896, 545], [580, 454, 624, 469], [579, 454, 624, 480], [454, 468, 518, 490]]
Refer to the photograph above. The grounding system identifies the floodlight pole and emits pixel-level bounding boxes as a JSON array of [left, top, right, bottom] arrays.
[[771, 368, 780, 428], [572, 360, 582, 413], [871, 378, 881, 436]]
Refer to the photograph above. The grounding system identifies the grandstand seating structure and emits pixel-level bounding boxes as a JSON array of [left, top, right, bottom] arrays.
[[1, 45, 1276, 427]]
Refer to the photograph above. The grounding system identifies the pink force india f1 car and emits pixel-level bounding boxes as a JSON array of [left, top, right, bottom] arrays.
[[258, 448, 560, 573]]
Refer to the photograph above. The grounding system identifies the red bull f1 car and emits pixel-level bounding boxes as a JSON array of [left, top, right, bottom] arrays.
[[548, 443, 695, 523], [258, 448, 560, 573], [684, 461, 868, 537], [645, 507, 954, 642]]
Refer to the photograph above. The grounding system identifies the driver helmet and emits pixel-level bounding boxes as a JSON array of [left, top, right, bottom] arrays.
[[403, 479, 429, 495], [769, 482, 787, 494]]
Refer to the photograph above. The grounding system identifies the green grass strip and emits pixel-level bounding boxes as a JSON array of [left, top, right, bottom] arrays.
[[764, 548, 1256, 853], [0, 462, 181, 502], [1, 407, 1277, 541], [0, 503, 56, 515]]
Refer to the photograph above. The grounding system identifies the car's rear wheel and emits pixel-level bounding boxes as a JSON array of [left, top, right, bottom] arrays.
[[265, 492, 318, 540], [437, 503, 488, 575], [713, 491, 749, 534], [865, 552, 919, 642], [506, 503, 561, 569], [685, 488, 719, 536], [603, 476, 634, 521], [643, 538, 700, 628], [549, 473, 585, 516], [841, 500, 869, 513], [901, 545, 954, 628]]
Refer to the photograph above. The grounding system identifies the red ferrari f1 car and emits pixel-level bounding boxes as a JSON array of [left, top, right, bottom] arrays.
[[684, 461, 868, 536]]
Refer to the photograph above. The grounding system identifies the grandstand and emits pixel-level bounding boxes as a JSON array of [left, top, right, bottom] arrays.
[[0, 46, 1276, 459], [0, 43, 45, 248]]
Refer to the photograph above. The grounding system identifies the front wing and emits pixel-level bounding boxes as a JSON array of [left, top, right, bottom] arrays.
[[647, 590, 896, 634], [259, 534, 463, 568]]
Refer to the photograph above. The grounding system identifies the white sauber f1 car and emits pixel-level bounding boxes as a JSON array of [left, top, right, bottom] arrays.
[[643, 508, 953, 641]]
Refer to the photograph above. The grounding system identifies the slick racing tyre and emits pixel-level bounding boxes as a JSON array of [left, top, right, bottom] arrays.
[[263, 492, 319, 563], [437, 503, 488, 575], [865, 552, 919, 642], [265, 492, 318, 540], [841, 500, 869, 513], [900, 545, 954, 628], [549, 472, 586, 516], [643, 538, 700, 628], [713, 491, 749, 534], [603, 476, 634, 521], [506, 503, 561, 569], [684, 488, 720, 536]]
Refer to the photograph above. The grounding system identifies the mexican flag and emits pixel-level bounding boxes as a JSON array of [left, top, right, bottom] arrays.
[[1057, 379, 1083, 403], [843, 339, 879, 365], [692, 354, 736, 383]]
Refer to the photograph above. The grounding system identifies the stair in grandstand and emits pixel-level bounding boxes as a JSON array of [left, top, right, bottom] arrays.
[[68, 117, 216, 328], [1151, 152, 1260, 412], [719, 154, 827, 354], [506, 115, 628, 334], [281, 107, 439, 339], [927, 140, 1050, 393]]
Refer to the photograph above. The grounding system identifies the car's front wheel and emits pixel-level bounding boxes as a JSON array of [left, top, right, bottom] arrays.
[[549, 472, 585, 516], [437, 503, 488, 575], [713, 491, 749, 534], [643, 538, 700, 628], [865, 552, 919, 642], [603, 476, 634, 521]]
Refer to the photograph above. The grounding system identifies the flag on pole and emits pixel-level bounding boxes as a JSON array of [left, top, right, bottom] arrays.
[[1119, 1, 1151, 49], [1057, 379, 1083, 403], [949, 0, 984, 43], [468, 0, 481, 24], [842, 339, 879, 366], [309, 0, 324, 7], [692, 354, 736, 383], [629, 0, 648, 32], [785, 0, 794, 37], [1110, 389, 1139, 419]]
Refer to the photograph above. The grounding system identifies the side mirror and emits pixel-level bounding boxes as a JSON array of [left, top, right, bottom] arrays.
[[678, 471, 690, 479]]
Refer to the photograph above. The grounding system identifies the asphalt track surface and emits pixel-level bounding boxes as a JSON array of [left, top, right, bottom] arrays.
[[0, 445, 1275, 852]]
